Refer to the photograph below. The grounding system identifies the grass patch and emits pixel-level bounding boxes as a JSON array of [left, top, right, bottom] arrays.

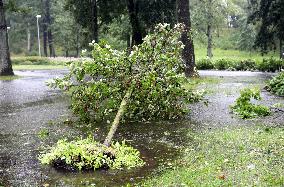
[[13, 65, 66, 70], [141, 126, 284, 186], [0, 75, 21, 81], [185, 77, 220, 90], [195, 48, 277, 61]]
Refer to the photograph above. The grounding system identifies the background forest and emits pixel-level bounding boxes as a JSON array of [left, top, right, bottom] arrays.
[[5, 0, 283, 59]]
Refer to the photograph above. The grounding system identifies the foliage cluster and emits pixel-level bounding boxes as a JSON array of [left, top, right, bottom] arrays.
[[39, 138, 144, 170], [196, 58, 284, 72], [49, 24, 202, 123], [12, 56, 60, 65], [266, 72, 284, 96], [230, 88, 270, 119], [141, 126, 284, 186]]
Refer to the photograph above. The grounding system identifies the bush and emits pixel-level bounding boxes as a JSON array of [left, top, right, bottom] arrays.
[[39, 138, 144, 171], [12, 56, 52, 65], [257, 58, 284, 72], [196, 58, 214, 70], [49, 24, 201, 123], [231, 87, 271, 119], [266, 72, 284, 96], [214, 59, 235, 70], [233, 59, 256, 71]]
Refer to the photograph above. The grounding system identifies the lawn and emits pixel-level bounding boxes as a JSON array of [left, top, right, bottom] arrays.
[[195, 48, 278, 61], [141, 126, 284, 186]]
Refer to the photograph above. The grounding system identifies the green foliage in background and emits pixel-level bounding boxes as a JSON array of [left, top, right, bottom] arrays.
[[49, 24, 202, 123], [196, 57, 284, 72], [231, 88, 270, 119], [39, 138, 144, 170], [266, 72, 284, 97]]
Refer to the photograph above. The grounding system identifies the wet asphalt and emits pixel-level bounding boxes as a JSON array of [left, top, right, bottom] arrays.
[[0, 70, 283, 186]]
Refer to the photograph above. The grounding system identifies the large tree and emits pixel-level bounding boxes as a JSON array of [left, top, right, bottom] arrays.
[[0, 0, 13, 76], [249, 0, 284, 58], [177, 0, 195, 77]]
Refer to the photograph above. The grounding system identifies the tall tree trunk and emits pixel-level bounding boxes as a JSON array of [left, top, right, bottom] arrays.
[[104, 88, 133, 147], [43, 0, 54, 57], [48, 30, 55, 57], [177, 0, 195, 77], [75, 25, 80, 57], [0, 0, 13, 76], [27, 23, 31, 53], [43, 21, 48, 57], [127, 0, 143, 46], [280, 39, 283, 59], [207, 24, 213, 58], [207, 0, 213, 58], [92, 0, 98, 42]]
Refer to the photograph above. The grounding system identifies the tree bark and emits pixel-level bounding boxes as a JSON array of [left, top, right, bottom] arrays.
[[103, 88, 133, 147], [92, 0, 98, 42], [43, 0, 55, 57], [0, 0, 13, 76], [207, 24, 213, 58], [280, 39, 283, 59], [43, 20, 48, 57], [27, 23, 31, 53], [127, 0, 143, 46], [207, 0, 213, 58], [177, 0, 195, 77]]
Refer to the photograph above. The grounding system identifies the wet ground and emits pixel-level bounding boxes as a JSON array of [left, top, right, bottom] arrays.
[[0, 70, 283, 187]]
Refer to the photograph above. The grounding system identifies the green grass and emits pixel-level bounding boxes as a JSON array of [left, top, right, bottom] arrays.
[[195, 48, 278, 61], [185, 77, 220, 90], [141, 126, 284, 186], [13, 65, 66, 70], [0, 75, 21, 81]]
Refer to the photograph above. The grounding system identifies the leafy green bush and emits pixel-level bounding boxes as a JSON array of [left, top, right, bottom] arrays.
[[257, 58, 284, 72], [266, 72, 284, 96], [12, 57, 52, 65], [196, 58, 214, 70], [233, 59, 256, 71], [39, 138, 144, 170], [231, 88, 271, 119], [49, 24, 201, 123], [214, 59, 233, 70]]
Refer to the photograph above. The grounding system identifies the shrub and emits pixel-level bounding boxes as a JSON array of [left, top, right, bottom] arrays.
[[12, 56, 51, 65], [257, 58, 284, 72], [214, 59, 235, 70], [231, 87, 271, 119], [233, 59, 256, 71], [39, 138, 144, 171], [196, 58, 214, 70], [266, 72, 284, 96], [49, 24, 201, 123]]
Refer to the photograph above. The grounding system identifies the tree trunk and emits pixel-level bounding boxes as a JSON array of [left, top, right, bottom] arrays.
[[76, 26, 80, 57], [103, 88, 133, 147], [92, 0, 98, 42], [207, 24, 213, 58], [207, 0, 213, 58], [127, 0, 143, 46], [27, 23, 31, 53], [43, 21, 48, 57], [48, 29, 55, 57], [43, 0, 55, 57], [177, 0, 195, 77], [0, 0, 13, 76], [280, 39, 283, 59]]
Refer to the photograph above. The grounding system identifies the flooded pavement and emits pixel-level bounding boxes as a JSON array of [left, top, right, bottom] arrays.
[[0, 70, 189, 186], [0, 70, 283, 186], [189, 70, 284, 128]]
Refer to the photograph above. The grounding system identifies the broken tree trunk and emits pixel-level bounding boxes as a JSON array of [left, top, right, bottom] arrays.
[[103, 88, 133, 147]]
